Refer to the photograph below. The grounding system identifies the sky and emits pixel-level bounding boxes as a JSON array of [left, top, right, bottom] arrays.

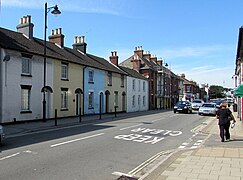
[[0, 0, 242, 88]]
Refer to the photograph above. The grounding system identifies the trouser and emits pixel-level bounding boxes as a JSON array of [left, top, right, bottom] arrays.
[[219, 124, 230, 141]]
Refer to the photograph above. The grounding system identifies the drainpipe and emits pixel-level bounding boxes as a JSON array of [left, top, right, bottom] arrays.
[[82, 66, 87, 116]]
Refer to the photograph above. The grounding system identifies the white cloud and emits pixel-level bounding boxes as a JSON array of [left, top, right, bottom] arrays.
[[154, 45, 232, 60]]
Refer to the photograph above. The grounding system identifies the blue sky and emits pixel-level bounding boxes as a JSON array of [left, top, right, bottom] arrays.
[[0, 0, 241, 88]]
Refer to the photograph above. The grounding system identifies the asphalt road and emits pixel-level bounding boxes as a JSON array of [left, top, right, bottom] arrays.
[[0, 111, 213, 180]]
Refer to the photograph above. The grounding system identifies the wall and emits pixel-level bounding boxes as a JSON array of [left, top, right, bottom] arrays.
[[126, 76, 148, 112], [53, 60, 83, 118], [0, 49, 53, 123], [84, 67, 105, 114]]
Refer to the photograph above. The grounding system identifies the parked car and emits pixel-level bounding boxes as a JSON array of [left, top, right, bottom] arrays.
[[0, 125, 4, 145], [191, 99, 204, 110], [174, 101, 192, 114], [198, 103, 217, 116]]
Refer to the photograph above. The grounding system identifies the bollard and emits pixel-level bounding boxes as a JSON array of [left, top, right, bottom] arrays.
[[79, 107, 82, 123], [114, 106, 117, 118], [55, 109, 57, 126]]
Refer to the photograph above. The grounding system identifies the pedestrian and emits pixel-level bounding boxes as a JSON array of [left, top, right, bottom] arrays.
[[216, 102, 236, 142]]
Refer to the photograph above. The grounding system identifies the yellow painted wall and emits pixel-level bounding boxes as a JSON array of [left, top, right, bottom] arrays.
[[53, 60, 83, 117], [105, 72, 126, 112]]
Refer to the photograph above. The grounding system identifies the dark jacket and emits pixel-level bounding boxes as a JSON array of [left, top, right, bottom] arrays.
[[216, 108, 232, 125]]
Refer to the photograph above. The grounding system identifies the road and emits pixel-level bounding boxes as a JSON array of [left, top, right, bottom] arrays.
[[0, 111, 214, 180]]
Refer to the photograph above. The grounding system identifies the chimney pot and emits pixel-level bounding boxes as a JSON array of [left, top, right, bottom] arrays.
[[81, 36, 85, 44]]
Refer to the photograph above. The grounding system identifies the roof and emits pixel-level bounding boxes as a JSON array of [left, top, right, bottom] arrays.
[[0, 27, 126, 75], [119, 66, 147, 80]]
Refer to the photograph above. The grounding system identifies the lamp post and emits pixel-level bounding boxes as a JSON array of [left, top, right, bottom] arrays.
[[43, 3, 61, 122]]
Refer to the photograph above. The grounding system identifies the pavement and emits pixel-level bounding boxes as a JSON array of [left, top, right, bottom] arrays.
[[141, 107, 243, 180], [1, 108, 243, 180]]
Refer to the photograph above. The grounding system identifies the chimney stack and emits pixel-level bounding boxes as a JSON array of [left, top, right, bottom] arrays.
[[73, 35, 87, 54], [150, 54, 157, 63], [143, 51, 151, 60], [134, 46, 143, 58], [109, 51, 119, 66], [16, 15, 34, 39], [48, 28, 65, 47], [131, 53, 141, 72]]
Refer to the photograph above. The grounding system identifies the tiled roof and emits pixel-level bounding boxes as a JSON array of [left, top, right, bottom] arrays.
[[87, 54, 127, 75], [0, 27, 126, 75], [119, 66, 147, 80]]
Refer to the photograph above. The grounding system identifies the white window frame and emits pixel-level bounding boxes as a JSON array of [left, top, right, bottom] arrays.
[[88, 91, 94, 108], [61, 63, 68, 80], [132, 95, 135, 107], [88, 70, 94, 83], [114, 91, 118, 107], [61, 88, 68, 109], [108, 72, 112, 86], [21, 86, 31, 111], [22, 57, 31, 75], [132, 79, 136, 91]]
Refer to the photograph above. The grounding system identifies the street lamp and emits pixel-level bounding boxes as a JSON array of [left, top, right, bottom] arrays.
[[43, 2, 61, 122]]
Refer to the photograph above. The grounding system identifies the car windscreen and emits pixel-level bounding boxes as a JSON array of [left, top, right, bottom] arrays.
[[202, 104, 215, 108], [192, 100, 202, 103]]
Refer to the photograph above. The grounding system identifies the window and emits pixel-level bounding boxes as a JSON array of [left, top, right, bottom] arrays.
[[22, 58, 31, 75], [88, 92, 94, 108], [143, 96, 146, 106], [138, 95, 140, 105], [143, 81, 146, 92], [108, 72, 112, 86], [138, 80, 141, 92], [61, 88, 68, 109], [132, 79, 136, 91], [132, 95, 135, 107], [21, 85, 31, 111], [114, 91, 118, 107], [121, 75, 124, 87], [61, 63, 68, 80], [88, 70, 94, 83]]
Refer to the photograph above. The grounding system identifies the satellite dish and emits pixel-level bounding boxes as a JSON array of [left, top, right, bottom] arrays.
[[3, 55, 10, 61]]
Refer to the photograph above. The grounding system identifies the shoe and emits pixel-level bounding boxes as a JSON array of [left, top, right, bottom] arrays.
[[226, 139, 231, 142], [221, 139, 225, 142]]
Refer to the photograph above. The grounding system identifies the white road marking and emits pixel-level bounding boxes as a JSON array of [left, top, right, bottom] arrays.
[[182, 142, 189, 146], [128, 150, 172, 176], [151, 118, 165, 122], [0, 152, 20, 161], [112, 171, 134, 178], [120, 124, 142, 131], [50, 133, 104, 148], [178, 146, 186, 149]]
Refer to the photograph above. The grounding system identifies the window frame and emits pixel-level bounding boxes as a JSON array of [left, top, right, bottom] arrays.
[[61, 88, 68, 110], [88, 91, 94, 109], [61, 63, 68, 80], [21, 57, 31, 75], [20, 85, 32, 113], [88, 70, 94, 83], [107, 72, 112, 86]]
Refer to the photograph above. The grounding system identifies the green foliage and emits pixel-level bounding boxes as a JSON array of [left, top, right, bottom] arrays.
[[209, 85, 226, 99]]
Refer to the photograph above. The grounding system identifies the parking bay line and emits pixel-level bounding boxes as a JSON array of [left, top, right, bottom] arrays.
[[0, 152, 20, 161], [50, 133, 104, 148]]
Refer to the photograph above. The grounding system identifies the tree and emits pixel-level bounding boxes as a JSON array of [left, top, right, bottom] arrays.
[[209, 85, 225, 99]]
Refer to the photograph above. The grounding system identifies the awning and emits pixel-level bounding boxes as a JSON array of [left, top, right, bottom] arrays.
[[234, 84, 243, 97]]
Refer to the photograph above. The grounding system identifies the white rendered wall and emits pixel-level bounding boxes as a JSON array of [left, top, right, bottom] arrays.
[[126, 76, 148, 112], [1, 49, 53, 123]]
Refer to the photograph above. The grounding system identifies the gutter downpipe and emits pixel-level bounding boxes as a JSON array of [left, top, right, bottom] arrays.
[[83, 66, 87, 116]]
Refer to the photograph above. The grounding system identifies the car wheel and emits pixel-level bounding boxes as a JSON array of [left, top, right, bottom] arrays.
[[174, 110, 176, 113]]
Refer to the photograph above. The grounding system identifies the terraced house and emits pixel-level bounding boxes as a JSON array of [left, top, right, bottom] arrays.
[[0, 15, 127, 123]]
